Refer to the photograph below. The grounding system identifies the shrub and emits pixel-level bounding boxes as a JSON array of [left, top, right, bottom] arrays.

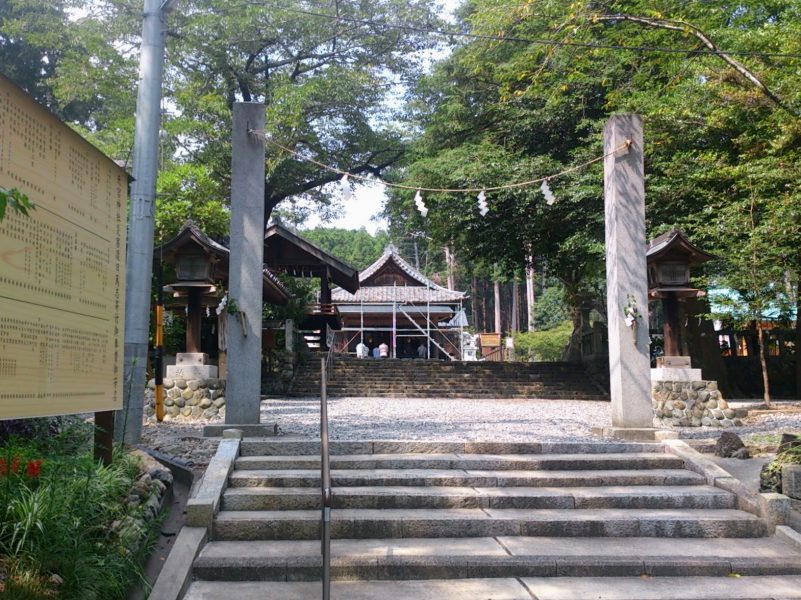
[[0, 429, 151, 600], [514, 321, 573, 362]]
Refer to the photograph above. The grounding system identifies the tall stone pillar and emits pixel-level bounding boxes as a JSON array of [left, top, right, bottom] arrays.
[[603, 114, 653, 432], [225, 103, 265, 424]]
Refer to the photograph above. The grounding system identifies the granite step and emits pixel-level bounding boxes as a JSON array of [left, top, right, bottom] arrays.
[[212, 507, 767, 541], [238, 439, 664, 457], [233, 452, 684, 471], [222, 484, 735, 511], [184, 576, 801, 600], [227, 468, 706, 489]]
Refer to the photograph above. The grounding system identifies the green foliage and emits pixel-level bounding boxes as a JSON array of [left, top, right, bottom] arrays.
[[0, 187, 34, 222], [513, 321, 573, 362], [299, 227, 389, 271], [0, 428, 151, 600], [532, 284, 570, 331], [155, 164, 229, 242], [263, 276, 315, 323]]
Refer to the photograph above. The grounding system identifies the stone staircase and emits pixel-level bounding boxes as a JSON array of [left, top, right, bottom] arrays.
[[286, 357, 608, 400], [182, 438, 801, 599]]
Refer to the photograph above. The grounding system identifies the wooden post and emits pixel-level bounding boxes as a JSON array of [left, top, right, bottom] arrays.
[[663, 293, 680, 356], [186, 287, 202, 353], [93, 411, 114, 466]]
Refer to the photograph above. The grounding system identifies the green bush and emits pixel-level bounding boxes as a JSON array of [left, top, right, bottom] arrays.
[[513, 321, 573, 362], [0, 423, 151, 600]]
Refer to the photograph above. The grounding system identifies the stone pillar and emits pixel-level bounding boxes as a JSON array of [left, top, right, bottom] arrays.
[[225, 103, 265, 424], [604, 114, 653, 430]]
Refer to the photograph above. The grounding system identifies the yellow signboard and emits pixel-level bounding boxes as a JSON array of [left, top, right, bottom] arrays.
[[0, 75, 128, 419]]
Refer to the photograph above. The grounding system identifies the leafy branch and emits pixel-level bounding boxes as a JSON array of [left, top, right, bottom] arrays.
[[0, 188, 35, 222]]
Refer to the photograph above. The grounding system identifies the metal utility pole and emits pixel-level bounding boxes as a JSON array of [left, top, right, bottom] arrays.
[[117, 0, 172, 444]]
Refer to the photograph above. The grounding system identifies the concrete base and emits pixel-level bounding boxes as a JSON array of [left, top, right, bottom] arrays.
[[166, 364, 219, 379], [176, 352, 210, 365], [651, 367, 703, 382], [592, 427, 678, 442], [203, 423, 279, 438]]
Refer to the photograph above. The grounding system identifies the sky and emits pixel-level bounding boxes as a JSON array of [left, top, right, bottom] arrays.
[[301, 0, 460, 235]]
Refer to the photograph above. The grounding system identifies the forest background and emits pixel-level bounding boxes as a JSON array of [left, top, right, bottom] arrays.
[[4, 0, 801, 394]]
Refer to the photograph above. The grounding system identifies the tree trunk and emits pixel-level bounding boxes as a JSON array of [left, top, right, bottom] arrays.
[[511, 279, 519, 333], [796, 279, 801, 398], [494, 279, 501, 334], [757, 326, 772, 407], [471, 275, 479, 332], [526, 259, 535, 331], [444, 246, 456, 291]]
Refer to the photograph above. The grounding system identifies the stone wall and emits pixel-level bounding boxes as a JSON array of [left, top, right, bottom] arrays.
[[652, 380, 742, 428], [145, 377, 225, 422]]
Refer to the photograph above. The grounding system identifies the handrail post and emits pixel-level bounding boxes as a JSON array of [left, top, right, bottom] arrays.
[[320, 356, 331, 600]]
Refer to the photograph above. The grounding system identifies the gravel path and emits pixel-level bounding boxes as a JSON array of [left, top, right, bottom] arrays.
[[265, 397, 612, 441], [139, 397, 801, 467]]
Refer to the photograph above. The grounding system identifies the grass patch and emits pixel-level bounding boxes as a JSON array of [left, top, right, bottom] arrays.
[[760, 435, 801, 493], [0, 419, 152, 599]]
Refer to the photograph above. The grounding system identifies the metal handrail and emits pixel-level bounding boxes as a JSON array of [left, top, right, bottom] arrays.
[[320, 332, 335, 600]]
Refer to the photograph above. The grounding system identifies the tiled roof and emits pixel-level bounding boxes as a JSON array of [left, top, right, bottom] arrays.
[[359, 244, 458, 293], [332, 285, 465, 304]]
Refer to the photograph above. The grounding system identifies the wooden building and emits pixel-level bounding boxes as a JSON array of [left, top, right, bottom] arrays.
[[331, 244, 468, 360]]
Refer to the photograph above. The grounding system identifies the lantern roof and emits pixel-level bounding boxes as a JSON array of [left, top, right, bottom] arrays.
[[646, 228, 715, 265]]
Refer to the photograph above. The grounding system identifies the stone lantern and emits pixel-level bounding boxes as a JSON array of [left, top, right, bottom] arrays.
[[646, 228, 714, 368]]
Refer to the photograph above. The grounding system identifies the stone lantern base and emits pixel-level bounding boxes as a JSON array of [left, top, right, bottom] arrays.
[[651, 360, 741, 428]]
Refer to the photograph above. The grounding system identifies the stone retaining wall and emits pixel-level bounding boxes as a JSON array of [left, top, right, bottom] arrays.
[[145, 377, 225, 422], [652, 380, 742, 428]]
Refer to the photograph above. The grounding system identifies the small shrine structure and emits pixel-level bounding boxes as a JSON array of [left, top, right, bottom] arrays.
[[331, 244, 468, 359]]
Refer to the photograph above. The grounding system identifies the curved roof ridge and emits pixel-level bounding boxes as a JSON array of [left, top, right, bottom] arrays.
[[359, 244, 452, 292]]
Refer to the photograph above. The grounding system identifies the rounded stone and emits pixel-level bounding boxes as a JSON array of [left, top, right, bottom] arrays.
[[167, 406, 180, 417], [147, 379, 156, 390], [710, 391, 722, 400], [691, 416, 702, 426], [191, 406, 203, 418], [175, 379, 188, 389], [723, 408, 736, 419], [718, 399, 728, 409], [182, 389, 194, 401], [213, 397, 226, 408], [674, 400, 686, 410], [188, 380, 200, 391], [181, 406, 192, 417], [167, 387, 180, 399], [193, 390, 204, 401], [208, 380, 220, 390], [164, 397, 175, 407], [672, 408, 684, 419], [698, 391, 709, 402], [210, 389, 223, 400], [692, 381, 706, 390], [711, 408, 724, 419], [163, 378, 174, 388], [199, 398, 212, 409], [719, 419, 734, 428], [174, 396, 186, 408], [701, 417, 713, 427], [665, 401, 674, 411], [186, 396, 198, 406], [707, 400, 717, 410], [708, 382, 718, 391], [672, 383, 682, 392], [202, 407, 218, 419]]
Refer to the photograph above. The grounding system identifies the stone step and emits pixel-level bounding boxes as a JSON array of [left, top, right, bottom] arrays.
[[234, 452, 683, 472], [222, 484, 735, 511], [212, 508, 767, 541], [238, 439, 664, 457], [184, 576, 801, 600], [227, 468, 705, 489]]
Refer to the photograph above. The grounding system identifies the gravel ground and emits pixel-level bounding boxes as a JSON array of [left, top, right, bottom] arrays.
[[138, 397, 801, 466], [265, 397, 613, 441]]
